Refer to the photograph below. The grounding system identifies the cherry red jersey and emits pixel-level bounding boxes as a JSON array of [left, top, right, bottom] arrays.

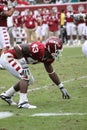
[[66, 11, 74, 22], [29, 42, 54, 64], [85, 20, 87, 26], [47, 15, 59, 31], [13, 15, 23, 27], [4, 42, 54, 64], [0, 5, 8, 26], [24, 15, 37, 28], [29, 42, 45, 61]]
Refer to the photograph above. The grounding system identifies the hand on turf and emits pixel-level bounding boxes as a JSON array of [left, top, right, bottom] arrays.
[[60, 87, 70, 99]]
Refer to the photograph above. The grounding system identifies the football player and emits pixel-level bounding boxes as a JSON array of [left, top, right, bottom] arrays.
[[66, 5, 77, 46], [0, 36, 70, 109], [0, 0, 16, 69]]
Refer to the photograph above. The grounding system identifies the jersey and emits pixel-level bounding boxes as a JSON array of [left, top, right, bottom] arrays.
[[0, 5, 8, 27], [1, 41, 54, 82], [4, 41, 54, 64], [0, 5, 11, 49]]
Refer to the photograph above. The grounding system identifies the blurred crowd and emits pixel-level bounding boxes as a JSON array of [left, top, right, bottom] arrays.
[[14, 0, 87, 6], [7, 4, 87, 47]]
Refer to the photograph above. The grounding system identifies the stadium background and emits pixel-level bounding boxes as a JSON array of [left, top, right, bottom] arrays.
[[15, 2, 87, 12]]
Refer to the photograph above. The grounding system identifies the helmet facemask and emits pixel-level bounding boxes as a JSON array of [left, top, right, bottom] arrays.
[[45, 36, 63, 60]]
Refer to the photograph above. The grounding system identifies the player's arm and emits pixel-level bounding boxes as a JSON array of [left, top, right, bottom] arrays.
[[3, 7, 15, 17], [44, 63, 70, 99]]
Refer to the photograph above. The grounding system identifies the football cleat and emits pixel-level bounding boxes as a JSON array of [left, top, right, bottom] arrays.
[[18, 101, 37, 109], [0, 64, 5, 70], [0, 93, 17, 106]]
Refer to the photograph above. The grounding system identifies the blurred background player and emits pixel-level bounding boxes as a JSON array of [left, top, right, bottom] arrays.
[[82, 13, 87, 43], [12, 10, 27, 45], [77, 6, 86, 45], [47, 7, 59, 38], [82, 13, 87, 57], [60, 9, 67, 44], [66, 5, 77, 46], [23, 9, 37, 43], [0, 0, 16, 69]]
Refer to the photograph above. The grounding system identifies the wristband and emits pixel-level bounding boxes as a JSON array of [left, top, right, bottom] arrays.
[[48, 70, 55, 75], [59, 87, 64, 90]]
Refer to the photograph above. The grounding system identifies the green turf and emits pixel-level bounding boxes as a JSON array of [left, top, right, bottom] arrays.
[[0, 46, 87, 130]]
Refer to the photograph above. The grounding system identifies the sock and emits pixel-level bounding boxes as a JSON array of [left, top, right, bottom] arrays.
[[5, 86, 16, 97], [0, 57, 4, 68], [78, 40, 81, 45], [58, 83, 64, 89], [73, 39, 77, 45], [0, 64, 3, 68], [19, 93, 28, 104], [67, 40, 71, 45]]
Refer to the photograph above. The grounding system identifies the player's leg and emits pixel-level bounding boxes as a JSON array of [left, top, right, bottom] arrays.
[[0, 55, 36, 108]]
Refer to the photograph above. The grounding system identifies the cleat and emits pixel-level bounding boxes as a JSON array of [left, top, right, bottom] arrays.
[[0, 93, 17, 106], [0, 64, 5, 70], [18, 101, 37, 109]]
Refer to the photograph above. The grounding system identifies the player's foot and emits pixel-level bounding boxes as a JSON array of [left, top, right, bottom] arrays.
[[0, 64, 5, 70], [18, 101, 37, 109], [0, 92, 17, 106]]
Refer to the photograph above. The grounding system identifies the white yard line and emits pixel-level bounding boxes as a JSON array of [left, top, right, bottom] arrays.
[[0, 75, 87, 91], [0, 112, 13, 119], [28, 75, 87, 92], [31, 112, 87, 117]]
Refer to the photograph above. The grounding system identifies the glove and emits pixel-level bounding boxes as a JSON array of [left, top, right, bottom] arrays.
[[19, 58, 30, 76], [60, 87, 70, 99]]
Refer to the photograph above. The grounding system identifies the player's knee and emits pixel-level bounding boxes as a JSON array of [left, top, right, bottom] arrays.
[[20, 75, 34, 85]]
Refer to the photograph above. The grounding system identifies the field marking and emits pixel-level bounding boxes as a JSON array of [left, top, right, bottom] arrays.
[[0, 75, 87, 91], [0, 112, 13, 119], [31, 112, 87, 117], [63, 75, 87, 83], [28, 75, 87, 92]]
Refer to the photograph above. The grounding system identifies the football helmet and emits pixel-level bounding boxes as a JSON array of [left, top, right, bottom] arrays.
[[67, 5, 73, 11], [45, 36, 63, 59]]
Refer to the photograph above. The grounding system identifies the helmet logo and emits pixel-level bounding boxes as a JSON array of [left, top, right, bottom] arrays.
[[32, 44, 39, 53]]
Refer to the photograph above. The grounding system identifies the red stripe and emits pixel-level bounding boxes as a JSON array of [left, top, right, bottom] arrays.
[[16, 66, 21, 71], [7, 56, 13, 58], [3, 31, 6, 33], [5, 42, 9, 44], [12, 62, 17, 67], [8, 59, 14, 63], [2, 28, 6, 30], [4, 35, 8, 37], [5, 38, 8, 40]]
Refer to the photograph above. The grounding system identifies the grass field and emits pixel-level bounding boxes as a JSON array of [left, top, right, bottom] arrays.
[[0, 46, 87, 130]]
